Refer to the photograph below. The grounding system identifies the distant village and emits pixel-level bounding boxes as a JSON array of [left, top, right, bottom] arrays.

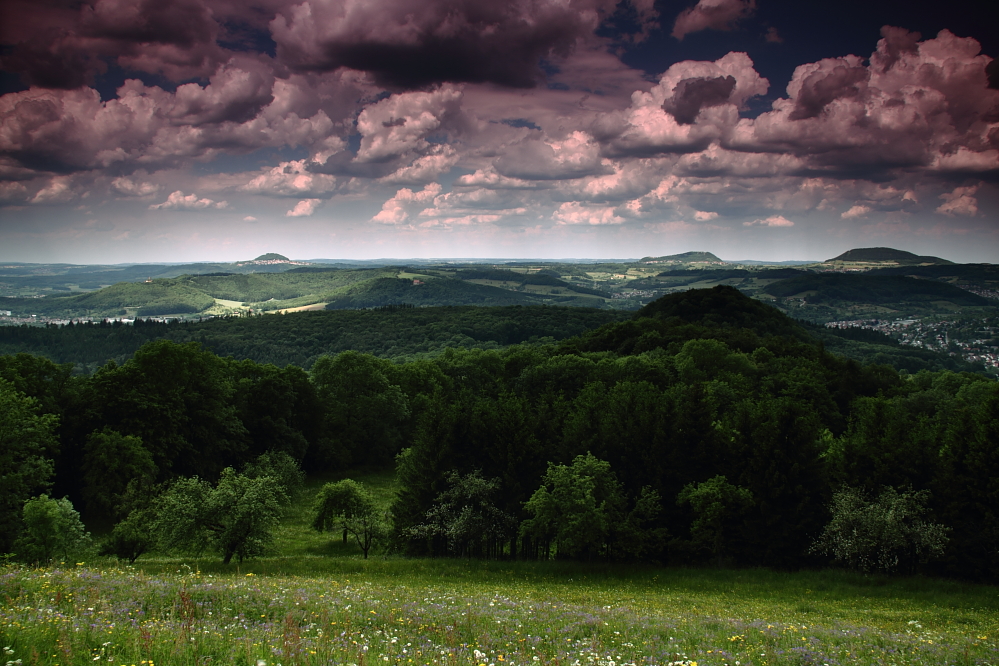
[[826, 317, 999, 371]]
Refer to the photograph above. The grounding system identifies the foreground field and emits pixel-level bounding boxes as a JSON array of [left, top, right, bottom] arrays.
[[2, 560, 997, 666]]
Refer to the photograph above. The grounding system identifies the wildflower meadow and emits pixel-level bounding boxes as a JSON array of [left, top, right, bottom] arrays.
[[2, 559, 996, 666]]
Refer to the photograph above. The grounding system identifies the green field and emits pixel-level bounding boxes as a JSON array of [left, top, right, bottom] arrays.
[[3, 472, 998, 666]]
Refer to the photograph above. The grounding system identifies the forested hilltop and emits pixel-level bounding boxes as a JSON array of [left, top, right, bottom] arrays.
[[2, 286, 997, 582]]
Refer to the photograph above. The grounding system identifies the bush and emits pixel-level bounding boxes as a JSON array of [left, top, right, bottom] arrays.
[[811, 486, 950, 574], [14, 495, 91, 563]]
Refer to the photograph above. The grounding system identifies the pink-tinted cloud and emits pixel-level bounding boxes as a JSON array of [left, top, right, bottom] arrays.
[[150, 190, 227, 210], [355, 86, 463, 162], [0, 64, 345, 177], [595, 52, 768, 156], [744, 214, 794, 227], [242, 160, 338, 197], [286, 198, 321, 216], [936, 184, 979, 217], [672, 0, 755, 41], [840, 204, 871, 219], [111, 176, 159, 196], [371, 183, 442, 224], [30, 176, 75, 203], [495, 131, 608, 180], [731, 28, 999, 177], [553, 201, 624, 225]]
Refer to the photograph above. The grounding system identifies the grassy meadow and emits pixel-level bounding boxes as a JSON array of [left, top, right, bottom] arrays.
[[2, 471, 997, 666]]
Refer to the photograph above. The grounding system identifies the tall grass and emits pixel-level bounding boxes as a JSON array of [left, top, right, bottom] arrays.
[[2, 561, 997, 666]]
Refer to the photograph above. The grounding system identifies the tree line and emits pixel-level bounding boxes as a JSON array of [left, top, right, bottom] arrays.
[[1, 286, 996, 580], [0, 305, 630, 371]]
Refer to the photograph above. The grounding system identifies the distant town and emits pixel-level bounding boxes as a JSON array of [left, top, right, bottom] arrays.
[[826, 317, 999, 371]]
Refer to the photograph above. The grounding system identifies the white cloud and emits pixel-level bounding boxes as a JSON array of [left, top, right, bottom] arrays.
[[744, 215, 794, 227], [355, 86, 463, 162], [841, 205, 872, 219], [371, 183, 442, 224], [381, 145, 460, 184], [242, 160, 337, 197], [693, 210, 719, 221], [111, 177, 159, 197], [286, 199, 322, 217], [150, 190, 228, 210], [30, 177, 75, 204], [936, 185, 979, 217], [553, 202, 624, 225]]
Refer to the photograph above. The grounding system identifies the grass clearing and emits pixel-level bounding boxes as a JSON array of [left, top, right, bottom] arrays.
[[2, 561, 996, 665]]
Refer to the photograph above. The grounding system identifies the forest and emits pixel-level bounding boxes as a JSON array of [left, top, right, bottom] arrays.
[[2, 286, 996, 582]]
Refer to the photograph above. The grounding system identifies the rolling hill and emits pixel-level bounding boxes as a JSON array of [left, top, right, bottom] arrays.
[[765, 273, 990, 306], [825, 247, 953, 265]]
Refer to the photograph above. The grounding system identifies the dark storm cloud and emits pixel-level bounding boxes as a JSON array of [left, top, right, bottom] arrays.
[[1, 0, 223, 89], [662, 75, 737, 124], [270, 0, 649, 89], [788, 59, 869, 120], [1, 29, 107, 89]]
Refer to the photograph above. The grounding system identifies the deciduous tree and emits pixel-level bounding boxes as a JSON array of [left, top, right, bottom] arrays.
[[312, 479, 385, 558], [0, 379, 58, 553], [156, 468, 286, 564]]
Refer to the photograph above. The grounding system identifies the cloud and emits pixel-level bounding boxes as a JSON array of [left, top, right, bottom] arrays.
[[380, 145, 460, 184], [663, 75, 737, 125], [731, 28, 999, 177], [744, 215, 794, 227], [29, 176, 76, 203], [371, 183, 442, 224], [111, 177, 159, 197], [242, 160, 337, 197], [243, 215, 258, 221], [150, 190, 227, 210], [0, 181, 29, 203], [495, 131, 608, 180], [271, 0, 656, 89], [596, 51, 768, 157], [553, 202, 624, 225], [693, 210, 719, 220], [0, 67, 343, 176], [841, 205, 872, 219], [672, 0, 755, 41], [355, 86, 463, 162], [286, 199, 321, 217], [2, 0, 225, 88], [936, 185, 979, 216], [453, 169, 542, 190]]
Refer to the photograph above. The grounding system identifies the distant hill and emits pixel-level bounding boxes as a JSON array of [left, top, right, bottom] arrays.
[[636, 285, 809, 340], [252, 253, 291, 261], [640, 251, 724, 264], [825, 247, 953, 265], [766, 274, 990, 306], [325, 277, 583, 310]]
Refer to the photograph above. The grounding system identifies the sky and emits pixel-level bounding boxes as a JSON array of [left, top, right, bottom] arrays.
[[1, 0, 997, 264]]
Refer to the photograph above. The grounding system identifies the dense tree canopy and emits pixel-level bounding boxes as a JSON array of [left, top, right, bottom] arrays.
[[1, 286, 996, 580]]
